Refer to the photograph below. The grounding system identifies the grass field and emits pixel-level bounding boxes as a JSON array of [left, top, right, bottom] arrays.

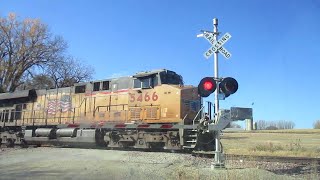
[[221, 129, 320, 158]]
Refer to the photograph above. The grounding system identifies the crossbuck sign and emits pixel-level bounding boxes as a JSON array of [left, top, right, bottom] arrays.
[[203, 32, 232, 59]]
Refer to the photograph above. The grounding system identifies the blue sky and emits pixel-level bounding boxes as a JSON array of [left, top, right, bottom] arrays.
[[1, 0, 320, 128]]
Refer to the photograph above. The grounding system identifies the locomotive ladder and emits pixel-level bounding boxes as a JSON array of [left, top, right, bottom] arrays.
[[182, 128, 198, 149], [182, 106, 204, 150]]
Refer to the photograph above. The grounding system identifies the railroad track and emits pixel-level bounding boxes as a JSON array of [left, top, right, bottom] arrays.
[[225, 154, 320, 164], [2, 145, 319, 166], [191, 151, 320, 165]]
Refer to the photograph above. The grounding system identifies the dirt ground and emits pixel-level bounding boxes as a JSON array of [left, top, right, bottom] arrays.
[[0, 147, 319, 180]]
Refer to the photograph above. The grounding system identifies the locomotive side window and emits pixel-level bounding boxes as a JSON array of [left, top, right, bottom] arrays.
[[153, 75, 158, 86], [15, 104, 22, 120], [10, 110, 15, 122], [93, 82, 100, 91], [102, 81, 110, 90], [75, 85, 86, 93], [141, 78, 150, 89], [133, 79, 141, 88], [134, 76, 157, 89], [3, 110, 9, 122]]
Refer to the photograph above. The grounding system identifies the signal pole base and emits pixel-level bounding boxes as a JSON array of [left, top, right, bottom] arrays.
[[213, 151, 226, 169], [213, 163, 226, 169]]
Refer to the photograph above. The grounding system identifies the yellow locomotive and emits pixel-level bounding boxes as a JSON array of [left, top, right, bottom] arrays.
[[0, 69, 215, 150]]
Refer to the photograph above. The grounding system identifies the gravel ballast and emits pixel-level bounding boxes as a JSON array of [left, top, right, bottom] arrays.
[[0, 147, 318, 180]]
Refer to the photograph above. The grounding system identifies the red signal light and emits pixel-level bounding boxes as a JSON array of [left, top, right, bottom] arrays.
[[203, 81, 214, 91], [198, 77, 216, 97]]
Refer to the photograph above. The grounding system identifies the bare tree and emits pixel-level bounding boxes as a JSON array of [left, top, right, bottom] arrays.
[[19, 74, 54, 90], [18, 57, 94, 90], [314, 120, 320, 129], [45, 57, 94, 88], [288, 121, 295, 129], [257, 120, 267, 130], [0, 13, 66, 92], [281, 120, 293, 129], [277, 120, 285, 129], [279, 120, 295, 129]]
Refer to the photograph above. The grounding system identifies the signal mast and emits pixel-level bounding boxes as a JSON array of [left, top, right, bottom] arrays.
[[197, 18, 237, 168]]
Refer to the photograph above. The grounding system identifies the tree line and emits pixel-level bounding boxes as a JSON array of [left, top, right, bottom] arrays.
[[0, 13, 94, 93], [256, 120, 295, 130], [257, 120, 320, 130]]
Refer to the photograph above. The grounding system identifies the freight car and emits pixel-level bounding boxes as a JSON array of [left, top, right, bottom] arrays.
[[0, 69, 216, 151]]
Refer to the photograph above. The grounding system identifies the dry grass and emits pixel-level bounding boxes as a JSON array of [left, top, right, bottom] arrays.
[[172, 129, 320, 179], [221, 130, 320, 158], [225, 129, 320, 134], [173, 167, 295, 180]]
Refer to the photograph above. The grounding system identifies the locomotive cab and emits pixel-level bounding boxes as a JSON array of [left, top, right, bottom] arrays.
[[129, 69, 200, 124], [132, 69, 183, 88]]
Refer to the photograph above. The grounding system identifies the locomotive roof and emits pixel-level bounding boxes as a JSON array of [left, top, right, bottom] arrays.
[[88, 69, 171, 83], [0, 69, 179, 94], [133, 69, 167, 78], [0, 90, 31, 100], [0, 89, 37, 101]]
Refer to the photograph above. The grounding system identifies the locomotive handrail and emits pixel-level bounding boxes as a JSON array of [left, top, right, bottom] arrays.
[[93, 104, 129, 114], [192, 106, 205, 126], [73, 97, 86, 109], [182, 113, 188, 125]]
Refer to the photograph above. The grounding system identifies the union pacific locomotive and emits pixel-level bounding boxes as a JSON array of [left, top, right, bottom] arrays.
[[0, 69, 217, 151]]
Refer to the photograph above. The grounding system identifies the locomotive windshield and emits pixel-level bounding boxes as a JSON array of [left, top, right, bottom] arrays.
[[133, 75, 158, 89], [160, 71, 183, 85]]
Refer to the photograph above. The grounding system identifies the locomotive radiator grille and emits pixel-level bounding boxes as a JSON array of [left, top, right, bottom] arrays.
[[145, 107, 159, 119], [129, 107, 141, 120]]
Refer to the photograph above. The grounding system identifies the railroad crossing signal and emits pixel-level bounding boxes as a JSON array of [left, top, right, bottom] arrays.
[[197, 18, 234, 168], [198, 77, 238, 99], [202, 31, 232, 59]]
